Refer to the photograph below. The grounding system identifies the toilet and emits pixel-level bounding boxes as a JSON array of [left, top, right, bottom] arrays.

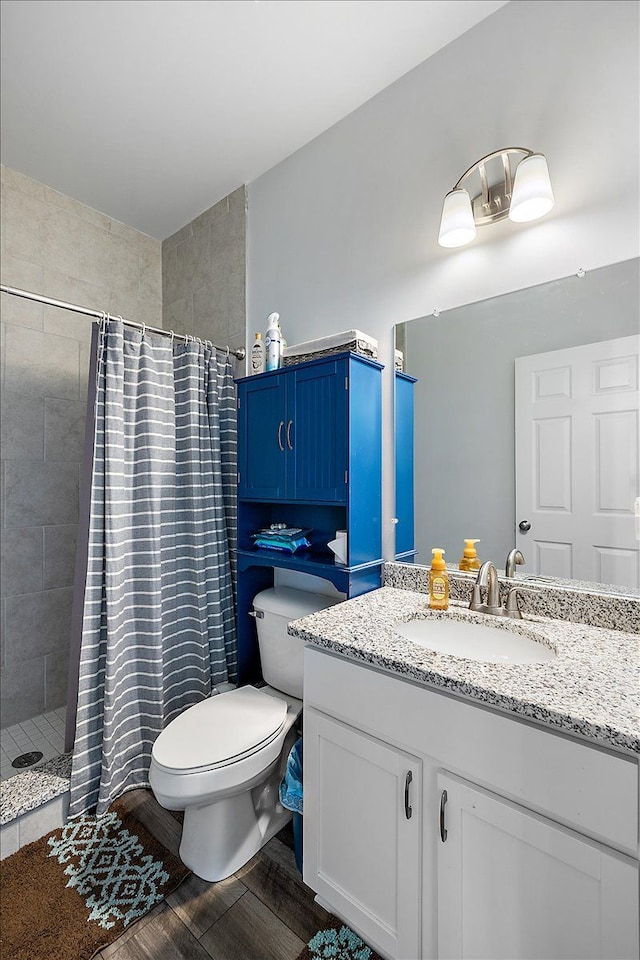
[[149, 586, 339, 882]]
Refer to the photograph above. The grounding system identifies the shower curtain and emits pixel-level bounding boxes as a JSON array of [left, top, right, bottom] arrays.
[[69, 319, 237, 817]]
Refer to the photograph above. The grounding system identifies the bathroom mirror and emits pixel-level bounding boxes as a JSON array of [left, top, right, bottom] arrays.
[[395, 257, 640, 597]]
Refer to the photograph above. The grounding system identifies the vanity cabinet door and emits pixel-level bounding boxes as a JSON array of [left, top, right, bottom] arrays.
[[304, 708, 421, 960], [437, 772, 639, 960]]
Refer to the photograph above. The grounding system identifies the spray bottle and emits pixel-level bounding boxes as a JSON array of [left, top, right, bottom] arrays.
[[265, 313, 282, 371]]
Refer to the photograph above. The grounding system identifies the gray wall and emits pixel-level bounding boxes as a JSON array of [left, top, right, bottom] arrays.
[[403, 259, 640, 567], [247, 0, 639, 560], [162, 186, 246, 368], [0, 165, 162, 727]]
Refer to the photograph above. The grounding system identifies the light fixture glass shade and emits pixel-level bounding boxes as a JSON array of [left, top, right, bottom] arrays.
[[438, 189, 476, 248], [509, 153, 554, 223]]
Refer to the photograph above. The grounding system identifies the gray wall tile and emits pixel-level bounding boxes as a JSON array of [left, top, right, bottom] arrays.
[[1, 599, 6, 665], [4, 325, 80, 400], [4, 460, 79, 527], [191, 195, 229, 233], [227, 185, 247, 215], [1, 165, 162, 726], [0, 322, 4, 393], [139, 243, 162, 302], [0, 290, 43, 330], [44, 524, 78, 589], [1, 392, 44, 460], [44, 647, 71, 710], [0, 253, 44, 292], [39, 205, 83, 278], [2, 186, 47, 265], [163, 297, 194, 338], [1, 165, 46, 199], [162, 245, 179, 304], [1, 527, 44, 598], [177, 232, 213, 301], [4, 587, 73, 663], [192, 282, 226, 342], [45, 399, 87, 462], [163, 221, 194, 251], [80, 221, 139, 299], [162, 188, 246, 351], [0, 656, 45, 726]]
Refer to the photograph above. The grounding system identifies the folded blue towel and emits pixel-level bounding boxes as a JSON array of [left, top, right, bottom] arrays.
[[254, 536, 311, 553]]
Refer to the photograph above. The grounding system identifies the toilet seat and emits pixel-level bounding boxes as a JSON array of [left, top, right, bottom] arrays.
[[152, 686, 288, 776]]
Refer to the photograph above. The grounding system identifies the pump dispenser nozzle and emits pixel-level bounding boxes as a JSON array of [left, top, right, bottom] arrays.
[[459, 539, 481, 571]]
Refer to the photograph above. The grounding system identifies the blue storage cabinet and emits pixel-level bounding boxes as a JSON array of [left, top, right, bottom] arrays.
[[236, 352, 383, 683], [395, 371, 417, 562]]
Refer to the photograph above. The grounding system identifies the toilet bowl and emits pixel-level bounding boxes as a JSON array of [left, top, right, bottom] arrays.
[[149, 585, 340, 881]]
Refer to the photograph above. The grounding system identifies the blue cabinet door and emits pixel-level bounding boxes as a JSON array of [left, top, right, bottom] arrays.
[[237, 375, 287, 500], [289, 360, 348, 503]]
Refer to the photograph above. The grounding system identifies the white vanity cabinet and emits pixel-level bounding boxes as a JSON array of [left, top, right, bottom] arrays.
[[303, 646, 640, 960], [304, 709, 422, 960], [437, 772, 638, 960]]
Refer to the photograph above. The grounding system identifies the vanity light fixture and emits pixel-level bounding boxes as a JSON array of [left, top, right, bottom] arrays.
[[438, 148, 554, 248]]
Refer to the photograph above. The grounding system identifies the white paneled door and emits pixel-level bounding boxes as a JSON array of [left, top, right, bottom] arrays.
[[515, 335, 639, 589]]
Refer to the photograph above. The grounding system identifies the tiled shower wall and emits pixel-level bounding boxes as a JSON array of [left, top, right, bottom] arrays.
[[162, 185, 246, 365], [0, 165, 162, 727]]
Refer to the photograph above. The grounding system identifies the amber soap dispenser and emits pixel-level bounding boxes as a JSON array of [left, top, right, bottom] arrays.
[[429, 548, 449, 610], [459, 539, 481, 571]]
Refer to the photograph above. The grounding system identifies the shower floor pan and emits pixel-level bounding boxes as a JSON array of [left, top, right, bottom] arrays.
[[1, 707, 66, 782]]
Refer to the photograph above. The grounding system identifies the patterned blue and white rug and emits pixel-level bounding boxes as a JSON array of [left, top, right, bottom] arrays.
[[297, 918, 384, 960], [0, 799, 189, 960]]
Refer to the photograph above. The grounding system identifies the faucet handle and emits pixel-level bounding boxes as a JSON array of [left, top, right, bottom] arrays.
[[469, 583, 483, 611], [505, 588, 523, 619]]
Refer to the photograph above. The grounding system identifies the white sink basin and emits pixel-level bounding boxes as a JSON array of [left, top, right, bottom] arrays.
[[394, 617, 556, 664]]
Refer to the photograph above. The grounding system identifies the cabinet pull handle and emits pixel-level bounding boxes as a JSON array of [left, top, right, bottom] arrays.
[[440, 789, 448, 842], [404, 770, 413, 820], [277, 421, 285, 451], [286, 419, 294, 450]]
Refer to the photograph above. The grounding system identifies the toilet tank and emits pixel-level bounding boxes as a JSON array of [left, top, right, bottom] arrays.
[[253, 587, 340, 698]]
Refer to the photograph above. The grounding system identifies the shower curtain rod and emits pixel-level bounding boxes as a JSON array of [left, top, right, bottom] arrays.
[[0, 284, 247, 360]]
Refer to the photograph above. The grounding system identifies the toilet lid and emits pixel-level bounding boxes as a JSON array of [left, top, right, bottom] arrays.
[[152, 686, 288, 773]]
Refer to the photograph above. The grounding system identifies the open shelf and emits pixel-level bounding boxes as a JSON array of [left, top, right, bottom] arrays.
[[237, 546, 383, 576]]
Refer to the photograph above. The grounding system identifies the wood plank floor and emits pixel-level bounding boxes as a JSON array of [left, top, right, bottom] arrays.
[[95, 789, 332, 960]]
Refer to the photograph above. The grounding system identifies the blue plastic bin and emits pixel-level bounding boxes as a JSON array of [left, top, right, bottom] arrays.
[[279, 737, 303, 873]]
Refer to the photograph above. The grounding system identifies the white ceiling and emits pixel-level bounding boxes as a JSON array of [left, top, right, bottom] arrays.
[[0, 0, 506, 239]]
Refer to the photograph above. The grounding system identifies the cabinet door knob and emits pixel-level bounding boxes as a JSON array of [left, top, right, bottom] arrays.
[[404, 770, 413, 820], [440, 789, 448, 842], [286, 419, 294, 450], [277, 421, 285, 451]]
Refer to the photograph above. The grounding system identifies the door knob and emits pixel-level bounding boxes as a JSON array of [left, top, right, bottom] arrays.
[[519, 520, 531, 533]]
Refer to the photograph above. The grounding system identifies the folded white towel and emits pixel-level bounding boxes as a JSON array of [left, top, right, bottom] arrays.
[[283, 330, 377, 357]]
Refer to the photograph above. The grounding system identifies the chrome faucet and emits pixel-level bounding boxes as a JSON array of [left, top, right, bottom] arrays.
[[505, 548, 525, 579], [469, 560, 523, 619], [469, 561, 503, 616]]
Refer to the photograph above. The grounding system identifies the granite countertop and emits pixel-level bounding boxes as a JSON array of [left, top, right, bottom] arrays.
[[289, 587, 640, 757]]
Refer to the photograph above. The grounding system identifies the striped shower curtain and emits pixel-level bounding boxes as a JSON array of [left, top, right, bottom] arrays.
[[69, 319, 237, 817]]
